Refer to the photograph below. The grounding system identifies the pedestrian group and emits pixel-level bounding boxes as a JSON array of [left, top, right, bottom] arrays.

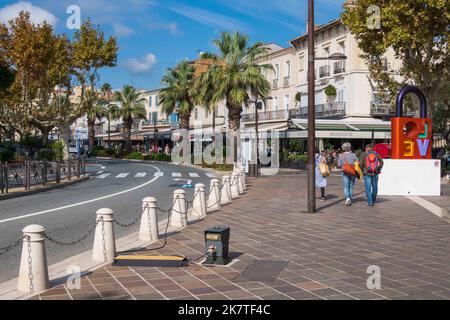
[[315, 142, 383, 206]]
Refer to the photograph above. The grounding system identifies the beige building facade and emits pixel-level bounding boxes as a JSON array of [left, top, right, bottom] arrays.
[[241, 17, 403, 155]]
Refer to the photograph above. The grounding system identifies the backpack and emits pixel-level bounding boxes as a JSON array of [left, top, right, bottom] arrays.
[[366, 151, 379, 174]]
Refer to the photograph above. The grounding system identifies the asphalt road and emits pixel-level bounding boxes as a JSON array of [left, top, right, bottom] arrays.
[[0, 159, 215, 283]]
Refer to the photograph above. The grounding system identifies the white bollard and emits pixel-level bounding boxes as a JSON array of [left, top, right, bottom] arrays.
[[207, 179, 221, 212], [238, 166, 247, 190], [139, 197, 159, 241], [220, 175, 232, 205], [17, 225, 49, 294], [171, 189, 187, 228], [92, 208, 116, 262], [230, 173, 241, 199], [193, 183, 207, 218], [237, 168, 245, 192]]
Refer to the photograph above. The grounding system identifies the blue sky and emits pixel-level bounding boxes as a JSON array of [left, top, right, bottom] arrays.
[[0, 0, 346, 91]]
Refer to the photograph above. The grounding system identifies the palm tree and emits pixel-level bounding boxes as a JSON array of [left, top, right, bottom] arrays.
[[159, 60, 196, 130], [197, 31, 273, 132], [113, 85, 146, 153], [100, 83, 117, 148]]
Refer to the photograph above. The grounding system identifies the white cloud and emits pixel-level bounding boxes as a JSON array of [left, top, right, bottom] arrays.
[[148, 22, 179, 35], [165, 4, 248, 32], [113, 23, 135, 37], [125, 53, 157, 75], [0, 1, 57, 26]]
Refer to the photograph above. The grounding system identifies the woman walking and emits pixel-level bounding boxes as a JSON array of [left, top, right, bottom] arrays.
[[315, 149, 327, 201], [337, 142, 358, 206]]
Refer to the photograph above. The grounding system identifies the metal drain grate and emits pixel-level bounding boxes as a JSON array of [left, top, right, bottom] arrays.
[[234, 260, 290, 283]]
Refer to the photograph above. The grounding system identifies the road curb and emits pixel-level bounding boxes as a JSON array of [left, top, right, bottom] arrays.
[[0, 176, 90, 201]]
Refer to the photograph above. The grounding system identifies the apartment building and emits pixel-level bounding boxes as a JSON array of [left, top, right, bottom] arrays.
[[241, 18, 402, 154]]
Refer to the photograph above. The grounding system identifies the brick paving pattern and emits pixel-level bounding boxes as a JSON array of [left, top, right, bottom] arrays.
[[32, 173, 450, 300]]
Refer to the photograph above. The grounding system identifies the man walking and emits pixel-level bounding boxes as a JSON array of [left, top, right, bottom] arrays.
[[360, 144, 384, 206], [337, 142, 358, 206]]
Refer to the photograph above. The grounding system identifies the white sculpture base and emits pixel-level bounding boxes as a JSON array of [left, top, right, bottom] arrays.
[[378, 159, 441, 196]]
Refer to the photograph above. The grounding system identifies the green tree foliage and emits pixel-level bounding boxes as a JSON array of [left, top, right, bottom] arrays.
[[197, 31, 273, 131], [73, 19, 118, 152], [113, 85, 146, 153], [159, 60, 197, 130], [342, 0, 450, 109]]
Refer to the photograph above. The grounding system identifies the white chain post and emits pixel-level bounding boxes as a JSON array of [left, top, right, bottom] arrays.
[[139, 197, 159, 241], [230, 173, 241, 199], [17, 225, 49, 294], [193, 183, 207, 218], [207, 178, 221, 212], [171, 189, 187, 228], [92, 208, 116, 262], [237, 168, 245, 193], [220, 175, 232, 205], [238, 164, 246, 190]]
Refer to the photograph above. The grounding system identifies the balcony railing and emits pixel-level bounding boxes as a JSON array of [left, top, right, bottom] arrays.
[[272, 79, 279, 89], [334, 61, 346, 74], [289, 102, 346, 119], [370, 101, 413, 117], [241, 110, 289, 122], [283, 76, 290, 87], [319, 65, 330, 78], [141, 119, 171, 127]]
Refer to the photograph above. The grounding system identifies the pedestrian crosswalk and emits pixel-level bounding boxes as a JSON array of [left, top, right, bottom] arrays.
[[115, 173, 129, 178], [94, 171, 216, 180], [135, 172, 147, 178]]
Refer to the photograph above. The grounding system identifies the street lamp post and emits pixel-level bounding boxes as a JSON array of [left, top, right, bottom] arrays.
[[306, 0, 347, 213], [307, 0, 316, 213], [247, 96, 272, 178]]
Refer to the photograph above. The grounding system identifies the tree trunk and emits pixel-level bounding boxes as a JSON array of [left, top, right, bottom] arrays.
[[226, 102, 242, 162], [124, 118, 133, 153], [180, 114, 190, 130], [59, 124, 71, 160], [88, 119, 95, 152], [227, 103, 242, 131]]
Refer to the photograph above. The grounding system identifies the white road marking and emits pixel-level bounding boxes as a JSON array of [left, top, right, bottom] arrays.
[[172, 172, 182, 177], [0, 164, 163, 224], [116, 173, 129, 178], [154, 172, 164, 177], [135, 172, 147, 178], [189, 173, 200, 177], [206, 173, 216, 178], [97, 173, 111, 179], [96, 171, 104, 175]]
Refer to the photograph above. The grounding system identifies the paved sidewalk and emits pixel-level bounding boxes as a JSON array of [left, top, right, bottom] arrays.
[[32, 173, 450, 300]]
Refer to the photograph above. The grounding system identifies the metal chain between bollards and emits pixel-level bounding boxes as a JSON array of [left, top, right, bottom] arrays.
[[45, 219, 99, 246], [113, 207, 144, 228], [101, 218, 107, 262], [146, 204, 153, 240], [0, 237, 23, 256], [26, 235, 34, 294]]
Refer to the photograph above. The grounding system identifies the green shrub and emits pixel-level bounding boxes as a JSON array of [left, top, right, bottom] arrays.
[[143, 154, 151, 160], [125, 151, 144, 160], [324, 84, 337, 97], [0, 149, 15, 162], [20, 135, 44, 149], [153, 153, 171, 162], [287, 153, 308, 162], [36, 148, 54, 161], [51, 141, 64, 160]]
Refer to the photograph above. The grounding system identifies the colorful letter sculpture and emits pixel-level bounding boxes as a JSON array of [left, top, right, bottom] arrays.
[[391, 86, 432, 159]]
